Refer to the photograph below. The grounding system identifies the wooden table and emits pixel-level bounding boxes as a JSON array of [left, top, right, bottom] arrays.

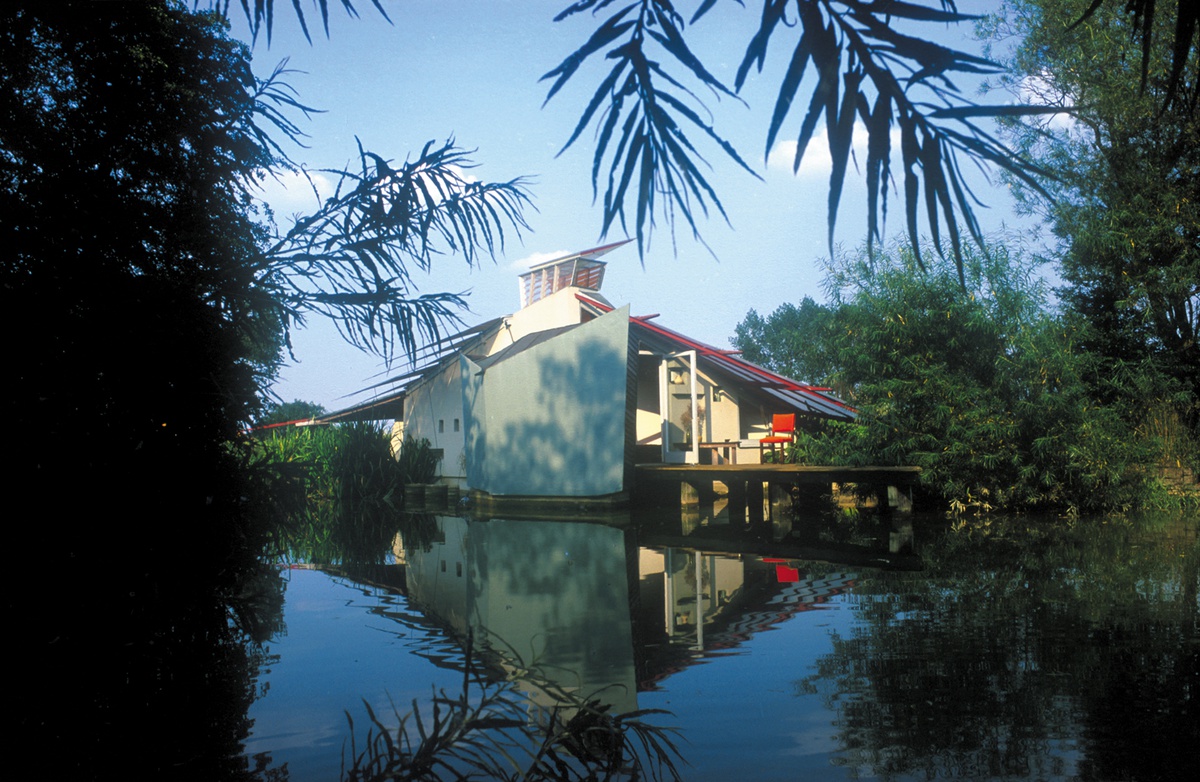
[[698, 441, 740, 464]]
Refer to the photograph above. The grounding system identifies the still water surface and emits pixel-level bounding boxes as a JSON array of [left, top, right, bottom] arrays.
[[245, 510, 1198, 781]]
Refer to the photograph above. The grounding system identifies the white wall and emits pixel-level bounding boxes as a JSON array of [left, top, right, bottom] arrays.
[[402, 360, 467, 482], [463, 306, 631, 497]]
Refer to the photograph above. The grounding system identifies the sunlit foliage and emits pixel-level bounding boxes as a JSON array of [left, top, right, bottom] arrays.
[[734, 240, 1174, 513], [981, 0, 1200, 426], [254, 424, 442, 563]]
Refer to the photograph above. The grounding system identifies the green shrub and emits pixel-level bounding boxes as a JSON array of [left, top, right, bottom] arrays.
[[255, 422, 410, 563], [742, 239, 1191, 514], [397, 434, 441, 485]]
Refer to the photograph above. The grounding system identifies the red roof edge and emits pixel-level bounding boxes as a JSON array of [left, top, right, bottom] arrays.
[[577, 292, 854, 412]]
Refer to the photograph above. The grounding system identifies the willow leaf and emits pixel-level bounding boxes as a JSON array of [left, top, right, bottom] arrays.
[[735, 0, 789, 88], [541, 9, 636, 104], [765, 27, 812, 158], [826, 68, 861, 252]]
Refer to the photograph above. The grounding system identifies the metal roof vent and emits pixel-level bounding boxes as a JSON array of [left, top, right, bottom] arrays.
[[516, 240, 629, 308]]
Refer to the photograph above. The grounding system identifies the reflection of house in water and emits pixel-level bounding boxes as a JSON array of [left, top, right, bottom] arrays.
[[631, 544, 855, 689], [319, 242, 854, 505], [383, 515, 860, 712], [403, 516, 640, 714]]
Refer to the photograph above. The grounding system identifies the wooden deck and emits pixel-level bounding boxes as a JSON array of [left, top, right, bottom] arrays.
[[636, 463, 922, 485], [635, 463, 921, 518]]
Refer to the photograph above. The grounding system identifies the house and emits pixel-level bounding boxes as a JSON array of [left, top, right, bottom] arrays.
[[321, 242, 854, 504]]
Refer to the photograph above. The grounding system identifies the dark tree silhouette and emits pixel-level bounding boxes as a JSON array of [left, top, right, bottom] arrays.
[[2, 3, 528, 774]]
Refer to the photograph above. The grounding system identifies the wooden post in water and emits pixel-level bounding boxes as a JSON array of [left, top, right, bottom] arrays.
[[725, 478, 747, 524], [681, 480, 700, 508], [747, 480, 765, 524], [768, 481, 792, 520]]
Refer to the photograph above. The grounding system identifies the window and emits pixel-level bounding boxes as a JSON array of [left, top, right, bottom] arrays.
[[453, 418, 460, 432], [438, 419, 445, 433]]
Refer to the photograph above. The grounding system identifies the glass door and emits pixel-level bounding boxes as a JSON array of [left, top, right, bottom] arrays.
[[659, 350, 699, 464]]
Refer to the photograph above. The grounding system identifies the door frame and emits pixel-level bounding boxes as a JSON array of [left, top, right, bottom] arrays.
[[659, 350, 699, 464]]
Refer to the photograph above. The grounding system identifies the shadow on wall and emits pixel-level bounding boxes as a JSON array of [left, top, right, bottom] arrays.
[[463, 307, 630, 497], [402, 516, 638, 712]]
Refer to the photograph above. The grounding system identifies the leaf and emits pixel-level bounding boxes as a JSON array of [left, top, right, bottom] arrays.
[[864, 91, 892, 255], [865, 1, 979, 24], [899, 113, 924, 270], [547, 0, 753, 259], [764, 26, 812, 159], [553, 0, 624, 23], [656, 88, 759, 176], [826, 67, 862, 253], [266, 140, 530, 360], [1164, 0, 1199, 109], [540, 7, 636, 104], [558, 57, 628, 157], [646, 8, 738, 99], [735, 0, 789, 89], [689, 0, 725, 25], [929, 104, 1074, 119]]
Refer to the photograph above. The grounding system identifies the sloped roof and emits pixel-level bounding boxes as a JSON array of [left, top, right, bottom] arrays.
[[576, 292, 855, 421], [319, 287, 854, 424], [315, 317, 505, 424], [471, 323, 580, 372]]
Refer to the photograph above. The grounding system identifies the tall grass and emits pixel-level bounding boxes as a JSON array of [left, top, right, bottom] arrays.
[[254, 424, 440, 563], [396, 434, 441, 485], [1141, 400, 1200, 471]]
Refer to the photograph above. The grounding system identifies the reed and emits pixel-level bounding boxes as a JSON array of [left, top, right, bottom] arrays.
[[255, 424, 442, 563]]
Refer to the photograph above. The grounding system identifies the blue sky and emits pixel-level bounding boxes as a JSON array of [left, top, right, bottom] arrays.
[[234, 1, 1032, 412]]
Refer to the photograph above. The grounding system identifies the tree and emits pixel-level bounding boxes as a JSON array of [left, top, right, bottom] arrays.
[[257, 398, 327, 425], [982, 0, 1200, 419], [1, 1, 527, 509], [732, 297, 841, 388], [1, 0, 526, 550], [734, 241, 1151, 513], [2, 3, 528, 773]]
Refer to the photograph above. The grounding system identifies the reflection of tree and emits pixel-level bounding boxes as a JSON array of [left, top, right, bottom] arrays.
[[23, 563, 290, 781], [801, 514, 1200, 780]]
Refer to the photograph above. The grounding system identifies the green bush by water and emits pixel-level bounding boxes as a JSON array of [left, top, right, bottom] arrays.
[[255, 424, 440, 563], [736, 240, 1200, 515]]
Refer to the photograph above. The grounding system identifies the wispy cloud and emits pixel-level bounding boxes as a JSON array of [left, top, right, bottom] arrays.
[[507, 249, 569, 272], [766, 123, 884, 177], [255, 169, 335, 219]]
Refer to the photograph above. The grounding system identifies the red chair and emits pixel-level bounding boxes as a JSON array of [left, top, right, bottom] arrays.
[[759, 413, 796, 462]]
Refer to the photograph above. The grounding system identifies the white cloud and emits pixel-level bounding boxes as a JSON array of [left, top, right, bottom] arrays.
[[508, 249, 569, 272], [1016, 70, 1077, 132], [255, 169, 336, 220], [766, 123, 889, 177], [447, 164, 480, 186]]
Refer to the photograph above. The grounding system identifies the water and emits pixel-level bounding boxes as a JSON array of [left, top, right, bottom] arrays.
[[244, 510, 1199, 781]]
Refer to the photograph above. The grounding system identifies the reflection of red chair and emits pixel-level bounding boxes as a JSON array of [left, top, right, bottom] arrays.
[[759, 413, 796, 462], [774, 564, 800, 582], [763, 558, 800, 582]]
